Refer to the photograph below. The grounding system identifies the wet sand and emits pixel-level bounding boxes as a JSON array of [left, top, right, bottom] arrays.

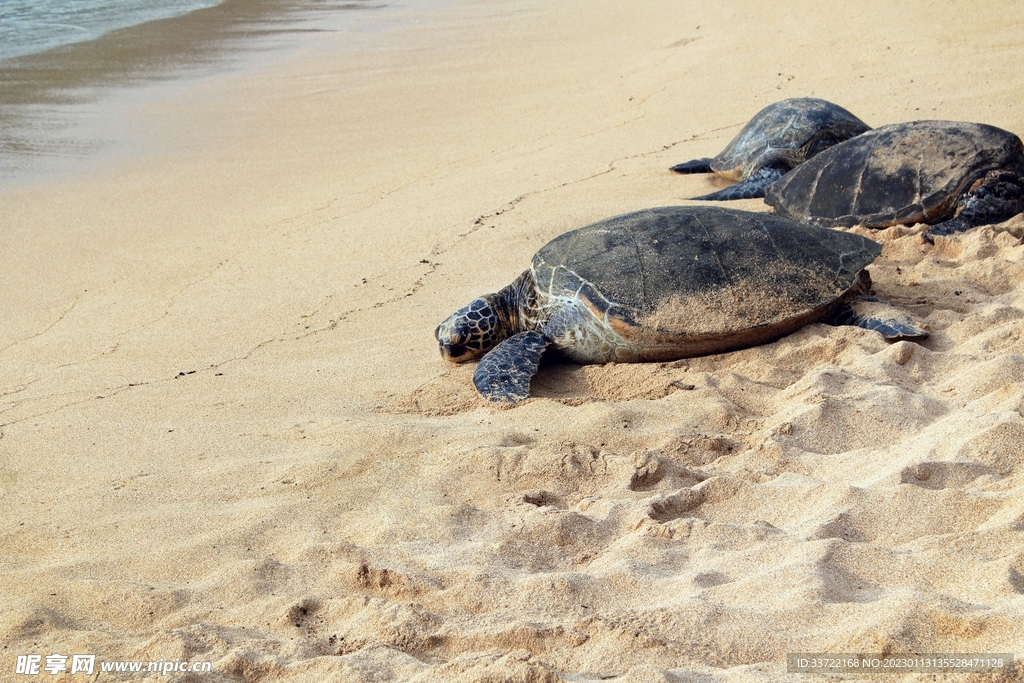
[[0, 0, 401, 183], [2, 1, 1023, 681]]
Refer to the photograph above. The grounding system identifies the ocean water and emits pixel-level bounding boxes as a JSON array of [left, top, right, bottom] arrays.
[[0, 0, 408, 185], [0, 0, 221, 62]]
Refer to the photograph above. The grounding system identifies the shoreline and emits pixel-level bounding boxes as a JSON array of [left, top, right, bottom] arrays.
[[0, 0, 444, 187]]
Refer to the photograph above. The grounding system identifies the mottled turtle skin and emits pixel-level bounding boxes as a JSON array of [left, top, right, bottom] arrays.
[[672, 98, 871, 201], [765, 120, 1024, 235], [436, 206, 925, 403]]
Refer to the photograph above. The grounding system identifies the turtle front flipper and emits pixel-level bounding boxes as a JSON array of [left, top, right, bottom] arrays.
[[831, 297, 929, 341], [473, 331, 551, 403], [926, 170, 1024, 237], [691, 165, 786, 201], [670, 157, 714, 174]]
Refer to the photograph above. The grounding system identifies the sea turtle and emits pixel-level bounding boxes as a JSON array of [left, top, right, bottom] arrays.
[[672, 98, 871, 201], [764, 120, 1024, 236], [435, 206, 926, 403]]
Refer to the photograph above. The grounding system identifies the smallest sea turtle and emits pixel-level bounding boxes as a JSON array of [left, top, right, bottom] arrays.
[[673, 97, 871, 201]]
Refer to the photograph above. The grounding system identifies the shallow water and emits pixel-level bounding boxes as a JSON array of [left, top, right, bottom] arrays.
[[0, 0, 221, 62], [0, 0, 421, 187]]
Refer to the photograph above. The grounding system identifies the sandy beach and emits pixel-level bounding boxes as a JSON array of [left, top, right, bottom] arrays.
[[2, 0, 1024, 680]]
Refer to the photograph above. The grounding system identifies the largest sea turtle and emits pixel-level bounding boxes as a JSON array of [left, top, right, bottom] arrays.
[[672, 98, 871, 201], [436, 206, 926, 403], [764, 120, 1024, 235]]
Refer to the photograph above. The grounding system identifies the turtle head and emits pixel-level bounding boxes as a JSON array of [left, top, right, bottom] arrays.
[[436, 296, 508, 363]]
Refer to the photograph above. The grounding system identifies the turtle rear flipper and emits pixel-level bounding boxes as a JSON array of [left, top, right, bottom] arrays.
[[832, 297, 928, 341], [473, 331, 550, 403], [798, 128, 847, 159], [927, 171, 1024, 236], [671, 157, 714, 174], [691, 165, 786, 201]]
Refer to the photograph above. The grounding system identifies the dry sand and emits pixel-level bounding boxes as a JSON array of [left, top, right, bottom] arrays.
[[2, 0, 1024, 681]]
